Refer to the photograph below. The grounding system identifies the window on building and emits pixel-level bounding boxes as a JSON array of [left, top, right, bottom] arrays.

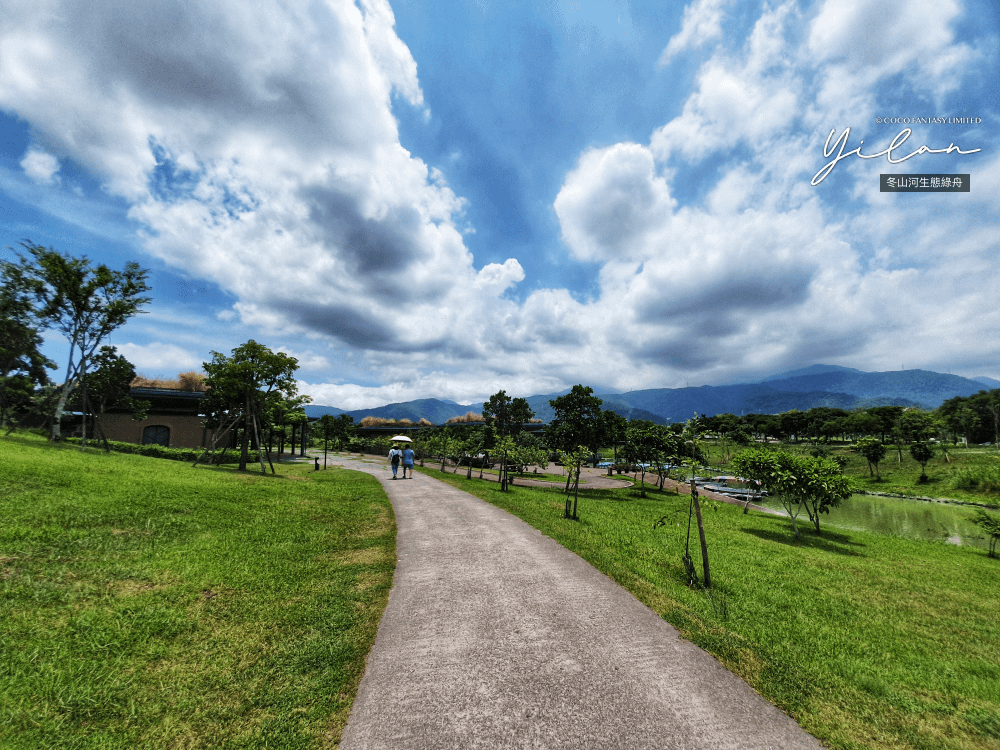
[[142, 425, 170, 447]]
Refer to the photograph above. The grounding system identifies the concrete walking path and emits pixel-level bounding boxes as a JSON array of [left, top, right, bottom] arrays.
[[328, 455, 821, 750]]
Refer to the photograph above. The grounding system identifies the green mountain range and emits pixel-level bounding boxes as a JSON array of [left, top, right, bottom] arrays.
[[305, 366, 996, 425]]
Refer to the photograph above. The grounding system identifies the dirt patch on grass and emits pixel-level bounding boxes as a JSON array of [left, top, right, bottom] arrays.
[[323, 548, 388, 567]]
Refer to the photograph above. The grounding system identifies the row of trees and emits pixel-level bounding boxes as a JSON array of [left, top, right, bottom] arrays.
[[700, 399, 1000, 449], [397, 385, 711, 521], [0, 244, 321, 472]]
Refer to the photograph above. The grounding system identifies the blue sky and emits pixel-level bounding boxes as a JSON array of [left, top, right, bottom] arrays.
[[1, 0, 997, 408]]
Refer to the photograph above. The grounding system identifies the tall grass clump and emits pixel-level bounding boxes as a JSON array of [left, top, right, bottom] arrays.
[[950, 462, 1000, 492], [445, 411, 485, 424]]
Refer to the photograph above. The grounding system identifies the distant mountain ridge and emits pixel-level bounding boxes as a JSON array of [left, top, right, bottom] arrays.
[[304, 398, 468, 424], [755, 364, 863, 382], [305, 366, 995, 425]]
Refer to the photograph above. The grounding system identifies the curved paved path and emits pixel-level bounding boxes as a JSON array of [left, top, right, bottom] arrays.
[[328, 455, 821, 750]]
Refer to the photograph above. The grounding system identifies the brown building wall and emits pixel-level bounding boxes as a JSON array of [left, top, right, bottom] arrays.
[[95, 413, 215, 449]]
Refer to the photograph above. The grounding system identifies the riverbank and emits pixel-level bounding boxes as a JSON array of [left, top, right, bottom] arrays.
[[702, 440, 1000, 506], [856, 489, 1000, 509]]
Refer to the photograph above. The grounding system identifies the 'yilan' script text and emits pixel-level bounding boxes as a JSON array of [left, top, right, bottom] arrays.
[[812, 128, 980, 186]]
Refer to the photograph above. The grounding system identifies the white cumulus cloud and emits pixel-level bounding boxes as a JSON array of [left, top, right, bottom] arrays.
[[20, 148, 60, 184], [116, 342, 204, 374]]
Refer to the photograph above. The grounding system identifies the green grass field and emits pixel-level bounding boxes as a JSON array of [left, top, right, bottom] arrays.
[[416, 465, 1000, 750], [0, 434, 395, 750]]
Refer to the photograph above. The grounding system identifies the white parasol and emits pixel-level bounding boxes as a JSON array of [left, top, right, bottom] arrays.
[[390, 435, 413, 442]]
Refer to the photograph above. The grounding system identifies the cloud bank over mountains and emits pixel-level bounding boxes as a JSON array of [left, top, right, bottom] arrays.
[[0, 0, 996, 409]]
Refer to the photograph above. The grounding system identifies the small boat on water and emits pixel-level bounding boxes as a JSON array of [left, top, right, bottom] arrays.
[[702, 475, 767, 499]]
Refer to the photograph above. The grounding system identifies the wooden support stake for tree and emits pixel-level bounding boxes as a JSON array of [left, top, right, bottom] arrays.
[[690, 479, 711, 589], [572, 464, 580, 519], [192, 410, 242, 468], [82, 391, 111, 453], [249, 406, 269, 475]]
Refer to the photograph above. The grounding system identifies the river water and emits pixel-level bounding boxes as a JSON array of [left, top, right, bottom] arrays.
[[755, 493, 995, 551]]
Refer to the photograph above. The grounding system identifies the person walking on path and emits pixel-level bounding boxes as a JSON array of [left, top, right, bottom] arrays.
[[401, 445, 415, 478], [328, 454, 822, 750], [388, 446, 403, 479]]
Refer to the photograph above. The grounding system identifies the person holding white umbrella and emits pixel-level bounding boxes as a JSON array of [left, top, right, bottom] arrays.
[[390, 435, 414, 479], [388, 444, 403, 479]]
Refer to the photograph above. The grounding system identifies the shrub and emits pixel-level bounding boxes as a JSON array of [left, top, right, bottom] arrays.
[[950, 464, 1000, 492], [65, 438, 259, 465]]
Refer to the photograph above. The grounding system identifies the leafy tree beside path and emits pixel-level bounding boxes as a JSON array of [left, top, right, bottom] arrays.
[[731, 448, 851, 539], [2, 243, 151, 445], [203, 340, 301, 472]]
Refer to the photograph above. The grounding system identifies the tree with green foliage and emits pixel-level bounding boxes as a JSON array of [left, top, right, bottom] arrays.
[[202, 340, 299, 473], [853, 436, 887, 480], [0, 272, 55, 430], [548, 385, 603, 491], [450, 427, 478, 475], [482, 390, 534, 437], [938, 395, 991, 445], [624, 420, 679, 496], [778, 410, 807, 443], [318, 414, 335, 467], [867, 405, 904, 444], [504, 431, 547, 481], [732, 448, 850, 539], [710, 412, 748, 460], [559, 444, 588, 520], [548, 385, 603, 449], [285, 405, 310, 456], [680, 414, 708, 479], [482, 390, 534, 491], [899, 410, 935, 443], [600, 409, 628, 467], [330, 413, 355, 450], [843, 410, 880, 440], [909, 441, 935, 482], [983, 391, 1000, 449], [514, 433, 548, 475], [448, 424, 489, 479], [432, 426, 456, 472], [317, 413, 354, 467], [728, 443, 772, 513], [797, 457, 853, 534], [5, 243, 151, 446]]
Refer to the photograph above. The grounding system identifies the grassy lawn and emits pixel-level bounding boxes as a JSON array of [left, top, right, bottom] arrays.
[[459, 467, 569, 484], [0, 433, 395, 750], [416, 465, 1000, 750]]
